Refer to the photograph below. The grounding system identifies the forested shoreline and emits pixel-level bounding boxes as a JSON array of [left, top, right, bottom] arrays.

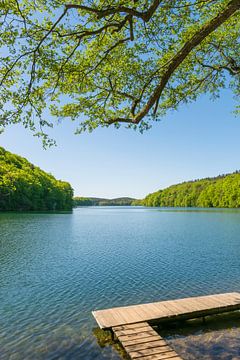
[[73, 197, 136, 206], [2, 145, 240, 211], [0, 147, 73, 211], [140, 172, 240, 208]]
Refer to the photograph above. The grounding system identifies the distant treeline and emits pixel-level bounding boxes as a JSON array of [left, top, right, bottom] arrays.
[[139, 171, 240, 208], [0, 147, 73, 211], [73, 197, 136, 206]]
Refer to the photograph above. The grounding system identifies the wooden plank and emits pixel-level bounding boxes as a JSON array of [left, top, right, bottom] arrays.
[[124, 340, 169, 352], [93, 292, 240, 328], [121, 335, 162, 347], [93, 293, 240, 360], [130, 351, 181, 359], [109, 308, 137, 325], [118, 329, 158, 341], [128, 346, 174, 358], [151, 302, 176, 316], [195, 294, 238, 308], [137, 356, 182, 360], [113, 322, 149, 331], [112, 321, 182, 359], [114, 326, 151, 336]]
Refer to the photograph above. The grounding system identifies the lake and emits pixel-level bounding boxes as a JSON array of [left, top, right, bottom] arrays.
[[1, 207, 240, 359]]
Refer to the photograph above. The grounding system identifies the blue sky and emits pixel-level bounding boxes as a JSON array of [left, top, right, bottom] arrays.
[[0, 89, 239, 199]]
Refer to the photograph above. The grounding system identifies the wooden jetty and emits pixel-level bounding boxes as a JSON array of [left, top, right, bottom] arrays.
[[92, 292, 240, 359], [112, 321, 182, 359]]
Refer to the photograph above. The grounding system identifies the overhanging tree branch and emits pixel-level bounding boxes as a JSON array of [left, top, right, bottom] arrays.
[[132, 0, 240, 124], [65, 1, 164, 21], [0, 0, 239, 142]]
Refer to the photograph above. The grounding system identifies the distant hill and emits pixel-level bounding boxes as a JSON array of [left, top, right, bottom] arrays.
[[140, 171, 240, 208], [0, 147, 73, 211], [73, 196, 136, 206]]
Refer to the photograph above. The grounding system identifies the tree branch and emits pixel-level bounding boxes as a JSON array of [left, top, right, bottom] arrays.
[[133, 0, 240, 123], [65, 0, 164, 22], [200, 61, 240, 75]]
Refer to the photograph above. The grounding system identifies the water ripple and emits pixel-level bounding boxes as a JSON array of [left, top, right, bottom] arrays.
[[1, 207, 240, 359]]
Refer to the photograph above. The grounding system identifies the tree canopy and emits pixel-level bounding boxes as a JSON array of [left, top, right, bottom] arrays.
[[0, 146, 73, 210], [0, 0, 239, 144], [140, 171, 240, 208]]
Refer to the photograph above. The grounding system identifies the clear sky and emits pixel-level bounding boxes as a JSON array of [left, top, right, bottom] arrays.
[[0, 89, 239, 199]]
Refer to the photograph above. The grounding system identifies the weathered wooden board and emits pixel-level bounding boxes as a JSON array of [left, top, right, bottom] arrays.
[[92, 292, 240, 329], [112, 322, 182, 360], [92, 292, 240, 359]]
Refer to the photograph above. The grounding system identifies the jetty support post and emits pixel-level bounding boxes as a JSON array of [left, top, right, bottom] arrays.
[[110, 328, 115, 341]]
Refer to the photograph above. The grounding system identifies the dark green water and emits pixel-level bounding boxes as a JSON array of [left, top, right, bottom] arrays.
[[1, 207, 240, 359]]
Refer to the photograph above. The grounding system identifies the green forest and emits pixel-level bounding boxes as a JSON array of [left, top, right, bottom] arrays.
[[2, 144, 240, 211], [0, 147, 73, 211], [73, 197, 136, 206], [140, 172, 240, 208]]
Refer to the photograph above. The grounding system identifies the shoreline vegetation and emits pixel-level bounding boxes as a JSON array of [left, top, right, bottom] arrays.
[[75, 172, 240, 209], [73, 197, 136, 207], [138, 172, 240, 208], [0, 147, 73, 211], [1, 146, 240, 211]]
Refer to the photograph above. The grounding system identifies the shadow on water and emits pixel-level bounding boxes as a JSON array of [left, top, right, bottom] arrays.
[[156, 311, 240, 360]]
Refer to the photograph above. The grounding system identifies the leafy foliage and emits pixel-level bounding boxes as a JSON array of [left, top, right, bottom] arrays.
[[141, 171, 240, 208], [0, 146, 73, 210], [73, 196, 136, 206], [0, 1, 239, 144], [73, 197, 93, 206]]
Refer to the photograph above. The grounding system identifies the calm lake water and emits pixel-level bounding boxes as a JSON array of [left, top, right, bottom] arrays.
[[1, 207, 240, 360]]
